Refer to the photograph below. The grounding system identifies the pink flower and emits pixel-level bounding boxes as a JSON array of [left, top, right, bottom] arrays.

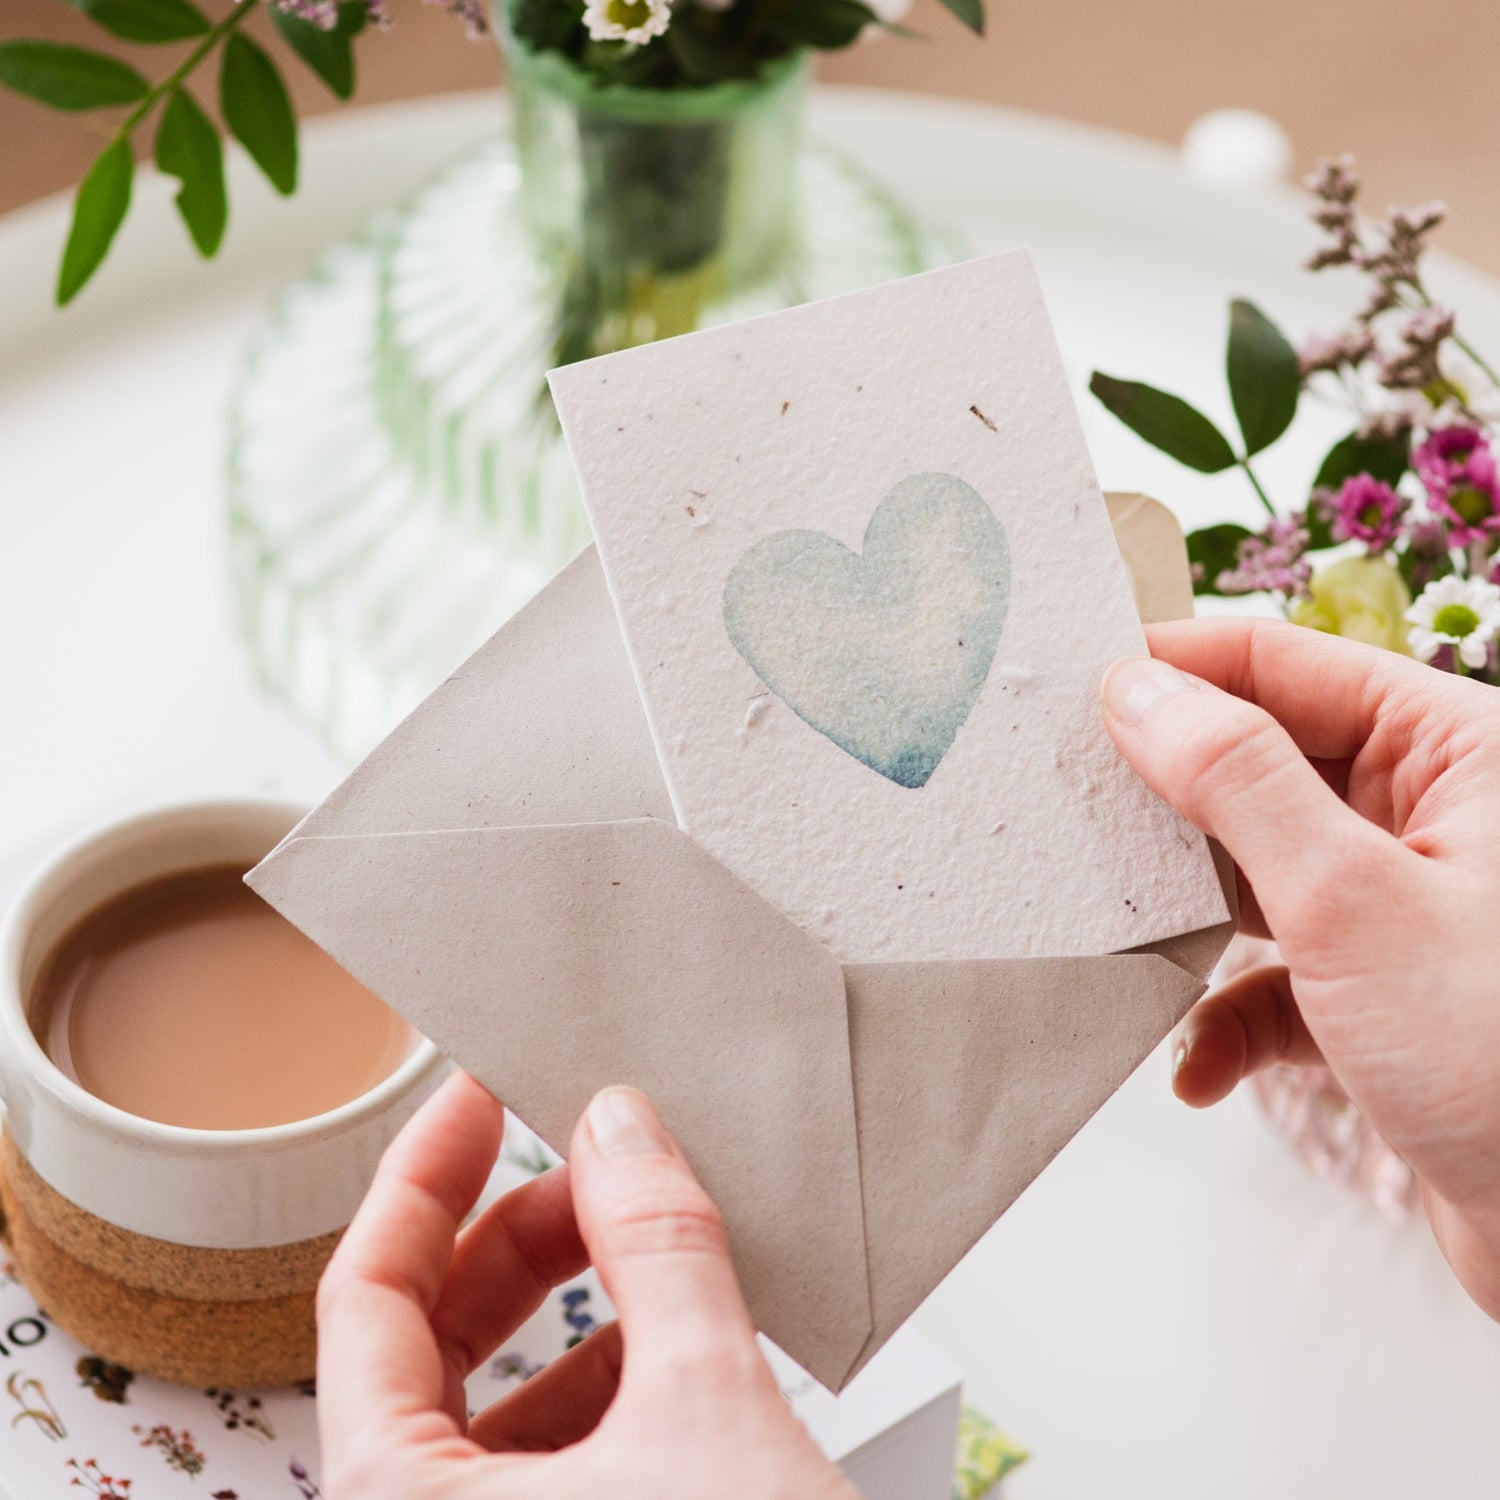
[[1217, 515, 1312, 597], [1328, 474, 1408, 549], [1298, 327, 1374, 379], [1414, 425, 1500, 544]]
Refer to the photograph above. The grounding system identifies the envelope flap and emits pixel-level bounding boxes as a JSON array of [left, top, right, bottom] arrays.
[[1105, 491, 1196, 626], [289, 547, 671, 843], [250, 818, 873, 1391], [841, 951, 1206, 1381], [1105, 491, 1238, 982]]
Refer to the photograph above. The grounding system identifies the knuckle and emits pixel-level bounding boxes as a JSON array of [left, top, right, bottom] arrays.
[[639, 1333, 767, 1395], [324, 1448, 392, 1500], [1169, 708, 1290, 822], [596, 1175, 730, 1264]]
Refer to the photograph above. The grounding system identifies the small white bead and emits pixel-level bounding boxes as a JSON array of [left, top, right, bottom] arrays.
[[1181, 109, 1294, 189]]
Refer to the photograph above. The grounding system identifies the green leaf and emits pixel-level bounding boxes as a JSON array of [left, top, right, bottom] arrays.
[[933, 0, 985, 34], [1089, 372, 1239, 474], [666, 16, 763, 82], [67, 0, 211, 43], [220, 32, 298, 196], [1186, 524, 1254, 596], [155, 88, 226, 256], [1303, 494, 1335, 552], [1312, 429, 1409, 491], [507, 0, 583, 52], [57, 136, 133, 304], [271, 1, 366, 101], [1226, 299, 1300, 456], [0, 40, 148, 110], [765, 0, 880, 49], [1398, 540, 1455, 595]]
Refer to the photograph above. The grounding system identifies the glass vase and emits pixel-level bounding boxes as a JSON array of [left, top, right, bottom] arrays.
[[508, 37, 806, 365], [229, 41, 953, 760]]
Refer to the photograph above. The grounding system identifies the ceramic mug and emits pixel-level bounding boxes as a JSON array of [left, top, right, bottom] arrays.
[[0, 798, 447, 1387]]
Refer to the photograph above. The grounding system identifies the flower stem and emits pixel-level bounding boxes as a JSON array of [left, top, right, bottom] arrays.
[[1239, 457, 1278, 517], [1409, 282, 1500, 389], [114, 0, 260, 142]]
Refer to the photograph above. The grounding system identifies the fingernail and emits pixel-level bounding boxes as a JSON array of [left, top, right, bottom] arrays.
[[1103, 657, 1199, 728], [1172, 1036, 1190, 1082], [587, 1087, 671, 1159]]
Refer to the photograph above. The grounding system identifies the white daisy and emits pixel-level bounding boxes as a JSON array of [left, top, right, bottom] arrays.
[[1405, 574, 1500, 669], [584, 0, 672, 44], [858, 0, 913, 38]]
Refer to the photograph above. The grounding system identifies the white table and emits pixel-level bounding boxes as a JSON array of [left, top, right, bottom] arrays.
[[4, 88, 1498, 1500]]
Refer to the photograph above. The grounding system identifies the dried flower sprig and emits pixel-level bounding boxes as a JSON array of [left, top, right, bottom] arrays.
[[1091, 155, 1500, 684]]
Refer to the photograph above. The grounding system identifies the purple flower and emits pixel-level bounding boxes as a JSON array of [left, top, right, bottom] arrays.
[[1217, 515, 1312, 597], [1414, 425, 1500, 544], [1298, 327, 1374, 380], [1328, 474, 1408, 549]]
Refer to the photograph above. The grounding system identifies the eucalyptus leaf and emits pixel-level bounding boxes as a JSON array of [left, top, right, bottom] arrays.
[[765, 0, 879, 49], [1185, 523, 1255, 596], [0, 40, 148, 110], [1313, 429, 1409, 491], [1089, 372, 1238, 473], [221, 33, 298, 196], [67, 0, 211, 43], [933, 0, 985, 34], [57, 136, 133, 305], [155, 88, 227, 256], [271, 2, 365, 100], [1226, 299, 1300, 456]]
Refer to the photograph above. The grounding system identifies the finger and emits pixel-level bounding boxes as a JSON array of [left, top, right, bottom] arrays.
[[1234, 869, 1271, 940], [1102, 655, 1402, 947], [429, 1167, 589, 1418], [468, 1323, 624, 1454], [1172, 964, 1324, 1108], [568, 1088, 760, 1378], [1311, 755, 1353, 803], [1142, 617, 1427, 762], [317, 1072, 503, 1445]]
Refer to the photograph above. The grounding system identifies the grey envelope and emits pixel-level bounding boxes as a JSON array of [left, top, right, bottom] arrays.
[[249, 492, 1235, 1393]]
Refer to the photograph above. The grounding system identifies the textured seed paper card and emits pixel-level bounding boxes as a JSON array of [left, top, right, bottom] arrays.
[[549, 250, 1228, 962]]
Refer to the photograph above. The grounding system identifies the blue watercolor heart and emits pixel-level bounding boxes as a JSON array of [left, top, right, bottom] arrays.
[[723, 472, 1011, 789]]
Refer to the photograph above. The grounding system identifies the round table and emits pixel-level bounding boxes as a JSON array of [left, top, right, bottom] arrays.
[[4, 88, 1498, 1500]]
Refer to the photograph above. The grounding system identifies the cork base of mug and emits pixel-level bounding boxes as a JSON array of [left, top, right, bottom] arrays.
[[0, 1131, 338, 1388]]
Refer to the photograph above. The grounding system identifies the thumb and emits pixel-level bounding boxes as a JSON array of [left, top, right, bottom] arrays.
[[1101, 655, 1392, 941], [568, 1088, 760, 1377]]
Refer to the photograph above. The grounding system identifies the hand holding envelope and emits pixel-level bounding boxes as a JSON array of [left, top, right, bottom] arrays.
[[250, 254, 1234, 1393]]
